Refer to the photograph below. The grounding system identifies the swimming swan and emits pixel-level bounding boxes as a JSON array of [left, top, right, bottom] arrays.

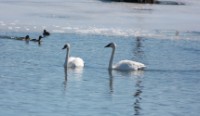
[[105, 42, 146, 71], [62, 43, 84, 68]]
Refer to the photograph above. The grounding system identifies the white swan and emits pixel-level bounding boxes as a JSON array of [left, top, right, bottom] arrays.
[[62, 43, 84, 68], [105, 42, 146, 71]]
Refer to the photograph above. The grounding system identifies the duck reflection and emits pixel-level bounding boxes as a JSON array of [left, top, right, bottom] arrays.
[[133, 36, 145, 61], [133, 77, 143, 115], [130, 36, 146, 115], [25, 39, 29, 45], [108, 69, 144, 115]]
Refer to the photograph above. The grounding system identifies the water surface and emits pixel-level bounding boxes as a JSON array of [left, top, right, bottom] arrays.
[[0, 0, 200, 116]]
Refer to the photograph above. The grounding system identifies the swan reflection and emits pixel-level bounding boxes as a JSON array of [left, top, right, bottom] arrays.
[[64, 67, 84, 81], [64, 66, 68, 81], [133, 36, 145, 61], [63, 66, 83, 90], [25, 39, 29, 45], [108, 69, 144, 94], [108, 69, 114, 93], [116, 70, 144, 77]]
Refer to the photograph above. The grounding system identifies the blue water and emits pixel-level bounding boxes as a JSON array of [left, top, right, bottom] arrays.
[[0, 0, 200, 116]]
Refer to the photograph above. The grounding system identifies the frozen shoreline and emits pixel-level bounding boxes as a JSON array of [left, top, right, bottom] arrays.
[[0, 0, 200, 39]]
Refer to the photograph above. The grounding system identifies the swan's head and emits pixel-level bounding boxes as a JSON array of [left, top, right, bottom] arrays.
[[62, 43, 70, 50], [105, 42, 116, 48]]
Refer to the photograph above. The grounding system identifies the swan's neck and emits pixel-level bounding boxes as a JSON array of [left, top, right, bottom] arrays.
[[109, 46, 115, 69], [65, 48, 70, 68]]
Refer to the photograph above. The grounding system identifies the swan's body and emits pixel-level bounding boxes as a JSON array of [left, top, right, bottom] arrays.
[[62, 43, 84, 68], [105, 42, 145, 71], [65, 57, 84, 68]]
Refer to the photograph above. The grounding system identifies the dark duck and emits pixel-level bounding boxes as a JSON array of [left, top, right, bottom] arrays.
[[16, 35, 30, 40], [30, 35, 43, 42], [43, 29, 50, 37]]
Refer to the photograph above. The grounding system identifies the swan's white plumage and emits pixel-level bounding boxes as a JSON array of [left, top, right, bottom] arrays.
[[113, 60, 146, 71], [67, 57, 84, 68], [105, 42, 146, 71]]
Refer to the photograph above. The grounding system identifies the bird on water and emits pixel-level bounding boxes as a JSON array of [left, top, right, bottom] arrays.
[[62, 43, 84, 68], [43, 29, 50, 37], [15, 35, 30, 41], [105, 42, 146, 71], [30, 35, 43, 42]]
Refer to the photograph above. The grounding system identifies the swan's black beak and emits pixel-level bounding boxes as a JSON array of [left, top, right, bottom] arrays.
[[62, 46, 66, 49], [105, 43, 111, 48]]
